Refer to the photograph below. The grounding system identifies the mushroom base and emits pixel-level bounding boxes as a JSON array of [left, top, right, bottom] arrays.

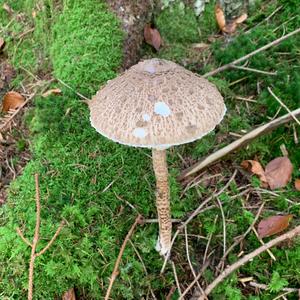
[[152, 149, 172, 256]]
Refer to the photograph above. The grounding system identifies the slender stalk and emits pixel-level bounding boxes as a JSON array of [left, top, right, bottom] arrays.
[[152, 149, 171, 256]]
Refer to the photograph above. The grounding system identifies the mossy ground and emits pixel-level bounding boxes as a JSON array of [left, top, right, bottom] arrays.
[[0, 0, 300, 299]]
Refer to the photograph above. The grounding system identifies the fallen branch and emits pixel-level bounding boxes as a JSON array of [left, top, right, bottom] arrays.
[[179, 108, 300, 179], [16, 174, 64, 300], [104, 214, 142, 300], [196, 224, 300, 300], [203, 27, 300, 78], [249, 281, 299, 293]]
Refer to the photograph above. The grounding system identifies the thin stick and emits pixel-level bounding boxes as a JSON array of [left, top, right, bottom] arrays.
[[56, 78, 90, 101], [252, 227, 276, 261], [249, 281, 299, 293], [36, 221, 65, 257], [203, 216, 218, 266], [171, 261, 183, 297], [161, 171, 237, 273], [129, 240, 157, 300], [203, 28, 300, 78], [230, 65, 277, 76], [217, 202, 265, 271], [0, 93, 35, 132], [179, 108, 300, 179], [104, 215, 142, 300], [216, 197, 226, 256], [196, 225, 300, 300], [179, 260, 210, 300], [267, 87, 300, 126], [184, 227, 204, 294], [16, 227, 32, 247], [28, 174, 41, 300], [16, 174, 65, 300]]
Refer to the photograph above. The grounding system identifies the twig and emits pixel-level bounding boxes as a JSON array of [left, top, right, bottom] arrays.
[[16, 227, 32, 247], [129, 240, 157, 300], [196, 224, 300, 299], [16, 174, 64, 300], [0, 93, 35, 132], [249, 281, 299, 293], [203, 216, 218, 266], [216, 202, 265, 272], [179, 260, 210, 300], [216, 197, 226, 256], [230, 65, 277, 76], [36, 221, 65, 257], [104, 215, 142, 300], [252, 227, 276, 261], [184, 227, 204, 295], [161, 171, 237, 273], [56, 78, 90, 101], [267, 87, 300, 126], [203, 28, 300, 78], [179, 108, 300, 179], [171, 261, 183, 298]]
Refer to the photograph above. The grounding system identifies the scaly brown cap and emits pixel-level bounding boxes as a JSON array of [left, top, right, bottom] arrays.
[[89, 58, 226, 149]]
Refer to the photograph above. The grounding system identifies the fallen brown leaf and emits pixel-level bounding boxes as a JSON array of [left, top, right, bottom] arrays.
[[295, 179, 300, 191], [258, 215, 293, 238], [222, 22, 237, 34], [265, 157, 293, 190], [2, 91, 25, 112], [62, 288, 76, 300], [42, 88, 62, 98], [241, 160, 268, 186], [3, 3, 13, 14], [144, 24, 162, 51], [215, 4, 226, 31]]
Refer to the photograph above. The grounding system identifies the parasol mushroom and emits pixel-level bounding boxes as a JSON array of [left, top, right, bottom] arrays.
[[89, 58, 226, 256]]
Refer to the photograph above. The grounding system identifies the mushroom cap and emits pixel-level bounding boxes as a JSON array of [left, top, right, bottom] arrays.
[[89, 58, 226, 149]]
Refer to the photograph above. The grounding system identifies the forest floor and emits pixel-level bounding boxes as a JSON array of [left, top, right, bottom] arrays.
[[0, 0, 300, 299]]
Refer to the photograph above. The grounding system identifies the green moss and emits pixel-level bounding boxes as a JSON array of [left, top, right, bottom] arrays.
[[156, 2, 199, 44], [50, 0, 123, 96]]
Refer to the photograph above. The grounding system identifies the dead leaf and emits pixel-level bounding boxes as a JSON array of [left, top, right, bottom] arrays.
[[215, 4, 226, 31], [258, 215, 293, 238], [265, 157, 293, 190], [2, 91, 25, 112], [3, 3, 14, 14], [0, 38, 5, 51], [295, 179, 300, 191], [241, 160, 268, 186], [62, 288, 76, 300], [235, 13, 248, 24], [42, 88, 62, 98], [144, 24, 162, 51]]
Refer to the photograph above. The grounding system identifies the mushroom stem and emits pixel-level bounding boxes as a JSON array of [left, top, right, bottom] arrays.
[[152, 149, 172, 256]]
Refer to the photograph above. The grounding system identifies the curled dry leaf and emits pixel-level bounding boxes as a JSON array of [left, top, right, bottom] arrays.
[[42, 88, 62, 98], [215, 4, 226, 31], [2, 91, 25, 112], [265, 157, 293, 190], [241, 160, 268, 186], [144, 24, 162, 51], [258, 215, 293, 238], [294, 179, 300, 191], [62, 288, 76, 300]]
